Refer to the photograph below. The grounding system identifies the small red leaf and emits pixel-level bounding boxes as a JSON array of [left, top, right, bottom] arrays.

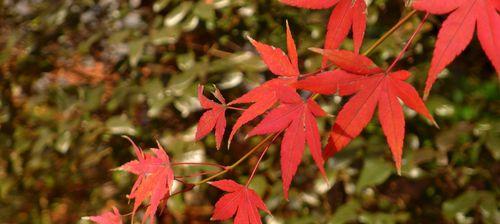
[[116, 138, 174, 223], [210, 180, 270, 224], [87, 207, 122, 224], [196, 85, 227, 149]]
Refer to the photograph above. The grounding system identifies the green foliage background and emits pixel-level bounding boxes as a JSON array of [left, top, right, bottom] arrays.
[[0, 0, 498, 223]]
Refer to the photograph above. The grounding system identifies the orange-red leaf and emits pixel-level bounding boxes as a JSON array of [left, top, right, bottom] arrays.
[[322, 67, 435, 172], [116, 137, 174, 223], [210, 180, 270, 224], [87, 207, 122, 224], [196, 85, 227, 149]]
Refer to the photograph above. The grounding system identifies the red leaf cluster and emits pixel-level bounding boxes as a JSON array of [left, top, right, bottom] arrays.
[[197, 25, 330, 199], [88, 1, 498, 223]]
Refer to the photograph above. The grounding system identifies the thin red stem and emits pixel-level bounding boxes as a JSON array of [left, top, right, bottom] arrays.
[[175, 170, 219, 179], [227, 106, 246, 111], [245, 133, 280, 187], [387, 13, 430, 73], [193, 134, 277, 186], [170, 178, 195, 197], [172, 162, 227, 170], [170, 184, 195, 197]]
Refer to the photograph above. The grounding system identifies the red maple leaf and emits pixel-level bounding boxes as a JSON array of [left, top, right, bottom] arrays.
[[116, 137, 174, 223], [411, 0, 500, 98], [209, 180, 271, 224], [247, 91, 327, 199], [228, 22, 300, 144], [280, 0, 367, 64], [86, 207, 122, 224], [196, 85, 227, 149], [295, 50, 436, 173]]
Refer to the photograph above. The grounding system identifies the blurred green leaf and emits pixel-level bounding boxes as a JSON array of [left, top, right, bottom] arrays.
[[128, 39, 146, 67], [153, 0, 171, 12], [164, 1, 193, 27], [105, 115, 136, 136], [356, 158, 393, 192], [329, 200, 361, 224]]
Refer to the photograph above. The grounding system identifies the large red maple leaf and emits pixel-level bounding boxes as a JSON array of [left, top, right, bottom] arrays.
[[228, 22, 301, 144], [196, 85, 227, 149], [280, 0, 367, 63], [296, 49, 436, 172], [411, 0, 500, 98], [247, 91, 327, 199], [86, 207, 122, 224], [116, 137, 174, 223], [209, 180, 271, 224]]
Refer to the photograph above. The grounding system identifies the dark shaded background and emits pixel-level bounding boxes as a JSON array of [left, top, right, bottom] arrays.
[[0, 0, 498, 223]]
